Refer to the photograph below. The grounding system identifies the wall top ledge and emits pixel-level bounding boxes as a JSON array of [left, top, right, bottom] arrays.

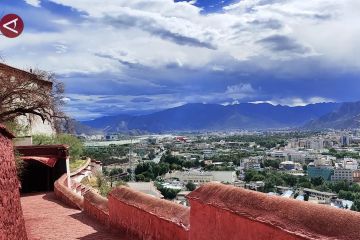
[[84, 190, 109, 213], [187, 183, 360, 240], [109, 187, 190, 228]]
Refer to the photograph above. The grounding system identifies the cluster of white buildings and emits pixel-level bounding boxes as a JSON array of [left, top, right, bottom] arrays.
[[165, 170, 237, 184]]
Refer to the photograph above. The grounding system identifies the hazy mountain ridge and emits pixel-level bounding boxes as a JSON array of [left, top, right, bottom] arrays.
[[304, 101, 360, 129], [81, 102, 341, 133]]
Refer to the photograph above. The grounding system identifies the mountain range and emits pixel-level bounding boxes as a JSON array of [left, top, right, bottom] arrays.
[[305, 101, 360, 129], [79, 102, 359, 133]]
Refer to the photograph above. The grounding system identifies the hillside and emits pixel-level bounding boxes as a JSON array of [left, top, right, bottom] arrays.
[[305, 102, 360, 129]]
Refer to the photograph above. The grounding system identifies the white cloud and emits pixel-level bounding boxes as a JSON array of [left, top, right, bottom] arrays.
[[2, 0, 360, 118], [250, 97, 334, 107], [24, 0, 41, 7], [226, 83, 256, 100], [3, 0, 359, 74]]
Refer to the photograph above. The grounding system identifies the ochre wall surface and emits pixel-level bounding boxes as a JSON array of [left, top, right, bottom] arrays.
[[108, 187, 189, 240], [0, 126, 28, 240]]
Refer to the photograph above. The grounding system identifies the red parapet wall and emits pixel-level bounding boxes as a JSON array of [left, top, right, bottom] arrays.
[[108, 187, 190, 240], [83, 190, 109, 227], [54, 174, 84, 210], [187, 183, 360, 240], [0, 125, 28, 240]]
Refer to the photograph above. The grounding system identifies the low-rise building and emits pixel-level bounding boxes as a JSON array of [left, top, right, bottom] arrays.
[[166, 170, 237, 184], [307, 165, 334, 180], [331, 168, 354, 182], [243, 162, 261, 171], [353, 170, 360, 182], [303, 188, 337, 204]]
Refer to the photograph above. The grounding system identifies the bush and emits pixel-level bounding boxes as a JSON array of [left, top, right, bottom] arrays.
[[33, 134, 84, 160], [186, 181, 196, 191]]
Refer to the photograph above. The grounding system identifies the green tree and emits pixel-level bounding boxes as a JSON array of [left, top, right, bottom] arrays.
[[351, 199, 360, 212], [263, 159, 281, 169], [158, 187, 180, 200], [135, 174, 146, 182], [304, 193, 310, 201], [311, 177, 324, 187], [33, 134, 83, 160], [186, 181, 196, 191]]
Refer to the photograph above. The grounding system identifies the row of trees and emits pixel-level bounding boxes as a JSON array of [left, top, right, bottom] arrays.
[[326, 148, 360, 159], [160, 151, 201, 170], [135, 162, 170, 182], [33, 134, 84, 160], [244, 170, 311, 192], [84, 144, 129, 166]]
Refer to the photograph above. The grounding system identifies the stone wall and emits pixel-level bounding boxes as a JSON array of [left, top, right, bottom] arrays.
[[0, 125, 28, 240], [109, 187, 189, 240]]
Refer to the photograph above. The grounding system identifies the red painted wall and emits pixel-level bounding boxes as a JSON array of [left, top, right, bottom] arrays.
[[189, 200, 303, 240], [108, 187, 189, 240], [0, 126, 28, 240], [54, 174, 83, 210], [187, 183, 360, 240], [83, 190, 109, 227]]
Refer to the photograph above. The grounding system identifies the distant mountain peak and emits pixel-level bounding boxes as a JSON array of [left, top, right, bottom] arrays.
[[304, 101, 360, 130], [78, 102, 344, 134]]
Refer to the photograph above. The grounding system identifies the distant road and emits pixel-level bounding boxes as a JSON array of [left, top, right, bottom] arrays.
[[84, 139, 141, 147], [84, 134, 174, 147], [152, 150, 166, 164]]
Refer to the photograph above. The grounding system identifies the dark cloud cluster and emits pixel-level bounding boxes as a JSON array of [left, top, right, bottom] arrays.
[[105, 15, 216, 50], [257, 35, 310, 54]]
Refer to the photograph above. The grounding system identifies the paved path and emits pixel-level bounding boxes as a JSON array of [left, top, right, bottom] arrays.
[[21, 192, 131, 240]]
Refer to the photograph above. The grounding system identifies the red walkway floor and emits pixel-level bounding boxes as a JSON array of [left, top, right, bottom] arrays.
[[21, 192, 131, 240]]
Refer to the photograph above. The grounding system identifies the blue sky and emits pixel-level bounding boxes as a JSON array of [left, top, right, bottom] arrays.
[[1, 0, 360, 120]]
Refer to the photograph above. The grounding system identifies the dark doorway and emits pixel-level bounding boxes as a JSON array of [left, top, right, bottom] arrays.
[[20, 159, 67, 193]]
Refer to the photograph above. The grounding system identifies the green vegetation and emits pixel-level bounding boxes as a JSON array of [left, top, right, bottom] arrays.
[[186, 181, 196, 191], [244, 170, 313, 192], [325, 148, 360, 159], [84, 144, 129, 165], [203, 163, 235, 171], [245, 169, 360, 212], [135, 162, 170, 182], [33, 134, 84, 160], [263, 159, 281, 169], [155, 183, 181, 200], [160, 151, 200, 170], [4, 120, 29, 136], [87, 172, 124, 197], [14, 150, 26, 180], [69, 159, 87, 172]]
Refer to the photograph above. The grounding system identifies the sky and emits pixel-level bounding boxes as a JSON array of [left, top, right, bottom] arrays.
[[1, 0, 360, 120]]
